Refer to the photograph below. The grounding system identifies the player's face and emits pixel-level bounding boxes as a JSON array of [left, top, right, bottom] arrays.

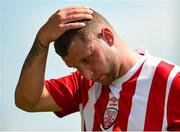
[[63, 37, 120, 85]]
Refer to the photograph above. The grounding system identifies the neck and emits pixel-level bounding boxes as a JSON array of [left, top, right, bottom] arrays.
[[117, 46, 142, 78]]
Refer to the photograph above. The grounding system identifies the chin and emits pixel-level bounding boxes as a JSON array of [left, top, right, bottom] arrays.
[[96, 73, 115, 85], [99, 79, 112, 85]]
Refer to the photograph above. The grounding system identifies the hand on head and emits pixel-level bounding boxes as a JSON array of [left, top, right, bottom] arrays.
[[37, 6, 93, 46]]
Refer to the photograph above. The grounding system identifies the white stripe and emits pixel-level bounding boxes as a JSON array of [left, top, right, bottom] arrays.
[[127, 56, 161, 130], [162, 65, 180, 130], [83, 82, 102, 131], [79, 103, 84, 131]]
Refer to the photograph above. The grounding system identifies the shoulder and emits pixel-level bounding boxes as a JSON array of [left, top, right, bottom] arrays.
[[45, 71, 94, 88]]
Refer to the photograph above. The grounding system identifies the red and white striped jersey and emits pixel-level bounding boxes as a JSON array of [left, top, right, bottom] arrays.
[[45, 50, 180, 131]]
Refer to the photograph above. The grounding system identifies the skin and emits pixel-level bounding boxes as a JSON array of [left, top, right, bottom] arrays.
[[63, 28, 142, 85], [15, 6, 142, 113], [15, 6, 93, 112], [63, 32, 119, 85]]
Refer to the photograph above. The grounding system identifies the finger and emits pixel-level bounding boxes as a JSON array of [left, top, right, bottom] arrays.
[[62, 22, 86, 31], [52, 6, 92, 18], [62, 6, 90, 11], [63, 14, 93, 24], [65, 8, 93, 16]]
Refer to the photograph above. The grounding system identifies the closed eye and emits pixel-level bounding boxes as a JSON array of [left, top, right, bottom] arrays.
[[81, 54, 93, 65]]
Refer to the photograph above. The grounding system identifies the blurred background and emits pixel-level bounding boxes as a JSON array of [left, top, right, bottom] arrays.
[[0, 0, 179, 131]]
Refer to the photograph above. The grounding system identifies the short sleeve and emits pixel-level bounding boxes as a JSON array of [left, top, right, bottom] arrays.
[[167, 72, 180, 131], [44, 71, 82, 117]]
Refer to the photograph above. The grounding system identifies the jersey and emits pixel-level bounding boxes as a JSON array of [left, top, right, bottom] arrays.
[[44, 49, 180, 131]]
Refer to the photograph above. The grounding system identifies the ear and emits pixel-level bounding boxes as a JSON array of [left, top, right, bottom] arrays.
[[101, 28, 114, 46]]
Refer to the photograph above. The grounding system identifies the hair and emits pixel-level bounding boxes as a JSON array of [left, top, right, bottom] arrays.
[[54, 9, 113, 57]]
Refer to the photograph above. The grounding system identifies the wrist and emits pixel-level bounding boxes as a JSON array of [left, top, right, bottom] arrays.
[[37, 30, 50, 47], [35, 36, 49, 49]]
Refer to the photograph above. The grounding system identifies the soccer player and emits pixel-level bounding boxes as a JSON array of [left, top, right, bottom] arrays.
[[15, 6, 180, 131]]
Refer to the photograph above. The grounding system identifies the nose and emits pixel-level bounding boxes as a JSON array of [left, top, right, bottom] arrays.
[[78, 65, 93, 80]]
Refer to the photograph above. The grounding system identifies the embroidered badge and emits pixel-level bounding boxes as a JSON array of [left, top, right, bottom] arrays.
[[102, 93, 119, 130], [102, 107, 118, 130]]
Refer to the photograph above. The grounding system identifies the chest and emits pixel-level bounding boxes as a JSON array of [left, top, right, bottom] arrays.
[[81, 80, 167, 131]]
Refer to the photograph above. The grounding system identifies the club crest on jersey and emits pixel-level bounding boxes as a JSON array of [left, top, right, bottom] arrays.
[[102, 107, 118, 130]]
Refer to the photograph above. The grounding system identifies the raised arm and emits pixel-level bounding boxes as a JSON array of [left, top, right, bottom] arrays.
[[15, 7, 93, 112]]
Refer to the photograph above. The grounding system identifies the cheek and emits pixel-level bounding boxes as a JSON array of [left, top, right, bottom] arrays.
[[91, 53, 109, 72]]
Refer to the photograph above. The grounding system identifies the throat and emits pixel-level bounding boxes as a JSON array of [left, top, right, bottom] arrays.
[[117, 51, 142, 78]]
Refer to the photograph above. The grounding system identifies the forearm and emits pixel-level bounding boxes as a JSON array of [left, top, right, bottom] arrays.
[[15, 7, 93, 111], [15, 36, 49, 108]]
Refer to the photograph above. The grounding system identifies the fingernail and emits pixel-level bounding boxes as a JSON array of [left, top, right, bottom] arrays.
[[88, 9, 93, 14], [81, 23, 86, 26], [89, 15, 93, 18]]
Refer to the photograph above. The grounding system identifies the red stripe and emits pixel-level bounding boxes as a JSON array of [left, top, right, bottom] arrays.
[[93, 85, 110, 131], [83, 122, 86, 131], [79, 79, 94, 110], [167, 72, 180, 131], [144, 61, 174, 130], [113, 63, 144, 131]]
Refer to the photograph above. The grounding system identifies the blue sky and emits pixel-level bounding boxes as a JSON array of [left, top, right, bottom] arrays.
[[0, 0, 179, 131]]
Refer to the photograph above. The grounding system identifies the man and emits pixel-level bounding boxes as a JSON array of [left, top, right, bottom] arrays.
[[15, 6, 180, 131]]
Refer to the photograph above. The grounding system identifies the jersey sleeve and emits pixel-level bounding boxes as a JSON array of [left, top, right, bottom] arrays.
[[167, 71, 180, 131], [44, 71, 82, 117]]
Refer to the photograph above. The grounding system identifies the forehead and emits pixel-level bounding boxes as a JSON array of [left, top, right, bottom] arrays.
[[63, 38, 93, 67]]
